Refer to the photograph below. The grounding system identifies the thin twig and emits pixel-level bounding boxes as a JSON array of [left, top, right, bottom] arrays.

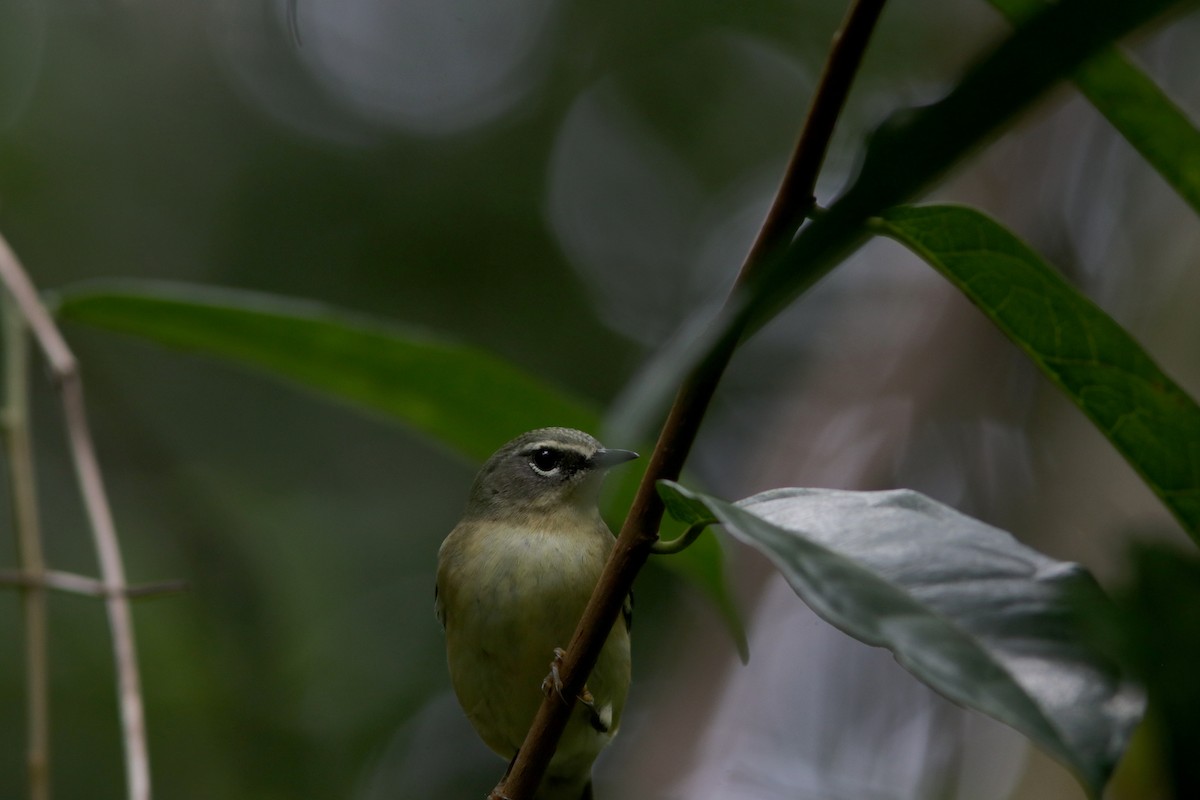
[[0, 232, 152, 800], [3, 293, 51, 800], [735, 0, 889, 280], [0, 569, 188, 600], [492, 1, 890, 797]]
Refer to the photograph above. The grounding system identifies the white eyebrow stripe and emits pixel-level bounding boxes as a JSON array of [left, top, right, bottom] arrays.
[[522, 441, 594, 457]]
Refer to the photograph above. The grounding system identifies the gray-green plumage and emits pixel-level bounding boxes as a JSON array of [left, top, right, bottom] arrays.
[[436, 428, 635, 800]]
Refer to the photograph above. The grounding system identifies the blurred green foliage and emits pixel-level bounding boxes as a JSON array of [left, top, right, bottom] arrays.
[[1, 1, 1198, 799], [1111, 544, 1200, 797], [53, 281, 747, 660]]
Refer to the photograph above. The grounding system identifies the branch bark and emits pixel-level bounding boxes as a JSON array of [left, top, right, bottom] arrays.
[[492, 1, 890, 797], [0, 232, 152, 800]]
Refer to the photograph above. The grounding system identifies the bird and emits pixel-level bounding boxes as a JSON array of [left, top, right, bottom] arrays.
[[436, 427, 637, 800]]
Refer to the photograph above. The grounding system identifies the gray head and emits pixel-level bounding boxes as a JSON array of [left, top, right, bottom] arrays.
[[465, 427, 638, 519]]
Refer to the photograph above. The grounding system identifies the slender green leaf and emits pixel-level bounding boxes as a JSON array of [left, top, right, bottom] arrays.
[[989, 0, 1200, 217], [53, 280, 748, 654], [875, 205, 1200, 539], [1074, 49, 1200, 216], [610, 0, 1193, 443], [659, 481, 1144, 798], [54, 280, 594, 462]]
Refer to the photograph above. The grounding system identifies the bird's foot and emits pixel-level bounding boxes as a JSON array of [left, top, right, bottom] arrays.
[[540, 648, 608, 733], [541, 647, 569, 703], [540, 647, 597, 706]]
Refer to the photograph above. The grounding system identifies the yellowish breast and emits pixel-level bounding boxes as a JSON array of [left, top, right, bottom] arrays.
[[437, 512, 630, 763]]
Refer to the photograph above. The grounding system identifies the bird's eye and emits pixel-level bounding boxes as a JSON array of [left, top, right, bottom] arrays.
[[529, 448, 563, 476]]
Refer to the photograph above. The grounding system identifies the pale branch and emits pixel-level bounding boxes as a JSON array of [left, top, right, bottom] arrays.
[[0, 569, 188, 600], [0, 232, 153, 800], [3, 293, 51, 800], [491, 1, 891, 797]]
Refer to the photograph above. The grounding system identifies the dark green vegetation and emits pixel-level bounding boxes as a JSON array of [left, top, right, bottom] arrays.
[[3, 0, 1199, 798]]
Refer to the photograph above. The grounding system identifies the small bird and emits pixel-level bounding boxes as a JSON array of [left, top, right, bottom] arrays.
[[436, 428, 637, 800]]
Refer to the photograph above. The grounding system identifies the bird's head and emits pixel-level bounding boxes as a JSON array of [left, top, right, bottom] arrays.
[[465, 427, 638, 519]]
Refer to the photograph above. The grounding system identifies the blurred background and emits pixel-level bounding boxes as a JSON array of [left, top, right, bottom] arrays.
[[1, 0, 1198, 798]]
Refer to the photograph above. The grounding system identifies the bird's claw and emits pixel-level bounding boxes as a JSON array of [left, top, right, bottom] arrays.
[[541, 647, 568, 703], [541, 647, 602, 729], [541, 648, 596, 707]]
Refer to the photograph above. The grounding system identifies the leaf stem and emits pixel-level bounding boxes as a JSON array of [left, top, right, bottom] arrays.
[[649, 521, 711, 555], [491, 1, 890, 796]]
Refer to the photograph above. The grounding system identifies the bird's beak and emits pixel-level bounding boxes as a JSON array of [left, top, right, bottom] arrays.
[[591, 448, 639, 469]]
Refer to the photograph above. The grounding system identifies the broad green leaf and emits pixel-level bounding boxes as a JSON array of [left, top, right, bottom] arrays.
[[659, 481, 1144, 798], [609, 0, 1193, 443], [989, 0, 1200, 217], [53, 280, 748, 653], [875, 205, 1200, 539]]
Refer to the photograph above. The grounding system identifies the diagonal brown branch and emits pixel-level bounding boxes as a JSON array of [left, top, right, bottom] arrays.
[[492, 1, 890, 797], [0, 232, 152, 800]]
